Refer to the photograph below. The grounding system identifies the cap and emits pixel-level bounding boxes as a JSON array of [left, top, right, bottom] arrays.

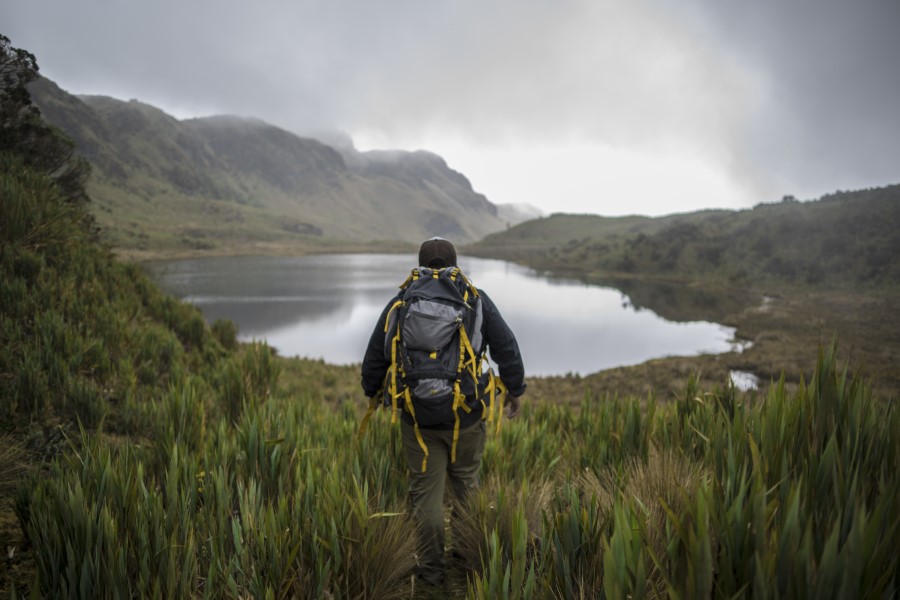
[[418, 237, 457, 268]]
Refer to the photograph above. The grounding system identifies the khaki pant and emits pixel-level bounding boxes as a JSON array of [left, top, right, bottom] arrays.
[[401, 419, 486, 585]]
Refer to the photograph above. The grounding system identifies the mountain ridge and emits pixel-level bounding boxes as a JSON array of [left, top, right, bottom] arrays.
[[27, 77, 509, 253]]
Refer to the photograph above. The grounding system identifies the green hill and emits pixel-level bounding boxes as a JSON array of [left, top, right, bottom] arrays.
[[468, 188, 900, 288], [27, 77, 507, 256], [466, 189, 900, 400]]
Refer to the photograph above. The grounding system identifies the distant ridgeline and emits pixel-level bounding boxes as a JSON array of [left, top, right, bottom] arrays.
[[468, 186, 900, 287], [26, 77, 514, 253], [21, 75, 900, 284]]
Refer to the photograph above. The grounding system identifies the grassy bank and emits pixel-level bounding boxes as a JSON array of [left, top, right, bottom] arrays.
[[534, 284, 900, 400], [110, 237, 417, 263], [525, 279, 900, 403]]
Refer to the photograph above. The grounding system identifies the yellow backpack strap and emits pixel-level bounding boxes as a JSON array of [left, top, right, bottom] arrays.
[[495, 378, 507, 433], [450, 380, 474, 464], [358, 395, 381, 438], [402, 388, 430, 472], [482, 376, 495, 424], [399, 270, 417, 290], [458, 325, 479, 384], [389, 331, 403, 423], [448, 325, 479, 464], [482, 374, 507, 433], [358, 372, 388, 438], [383, 300, 404, 332], [458, 271, 480, 298], [379, 298, 405, 423]]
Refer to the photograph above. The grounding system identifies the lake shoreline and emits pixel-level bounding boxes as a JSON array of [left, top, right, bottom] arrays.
[[134, 246, 899, 402], [114, 240, 416, 264], [527, 278, 900, 402], [146, 254, 740, 381]]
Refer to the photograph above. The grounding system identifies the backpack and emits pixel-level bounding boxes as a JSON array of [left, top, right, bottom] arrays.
[[359, 266, 505, 471]]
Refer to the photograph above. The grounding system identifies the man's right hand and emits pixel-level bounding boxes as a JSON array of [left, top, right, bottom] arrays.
[[504, 394, 521, 419]]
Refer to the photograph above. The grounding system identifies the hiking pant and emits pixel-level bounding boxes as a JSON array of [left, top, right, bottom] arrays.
[[401, 419, 486, 585]]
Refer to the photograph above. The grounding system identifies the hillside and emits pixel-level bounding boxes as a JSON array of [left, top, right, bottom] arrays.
[[27, 77, 507, 255], [468, 187, 900, 287], [467, 189, 900, 399]]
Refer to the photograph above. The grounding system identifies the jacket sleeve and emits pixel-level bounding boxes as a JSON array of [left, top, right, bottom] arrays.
[[479, 290, 527, 397], [360, 296, 397, 398]]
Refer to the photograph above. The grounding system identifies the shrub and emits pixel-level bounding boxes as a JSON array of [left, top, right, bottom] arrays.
[[211, 318, 238, 351]]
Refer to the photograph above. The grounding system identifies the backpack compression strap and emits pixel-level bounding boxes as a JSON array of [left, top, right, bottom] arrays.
[[358, 395, 380, 437], [384, 299, 405, 423], [448, 322, 482, 464], [482, 374, 507, 433], [358, 298, 404, 438], [403, 387, 430, 472], [457, 270, 480, 298]]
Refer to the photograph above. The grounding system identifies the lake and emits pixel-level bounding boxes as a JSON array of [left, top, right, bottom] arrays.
[[144, 254, 740, 377]]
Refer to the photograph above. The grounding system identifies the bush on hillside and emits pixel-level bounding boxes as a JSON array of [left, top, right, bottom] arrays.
[[1, 34, 89, 204]]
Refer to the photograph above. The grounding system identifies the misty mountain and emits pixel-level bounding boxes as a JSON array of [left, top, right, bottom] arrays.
[[495, 202, 545, 227], [27, 77, 508, 254]]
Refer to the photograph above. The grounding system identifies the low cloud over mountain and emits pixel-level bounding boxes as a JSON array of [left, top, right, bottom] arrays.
[[29, 77, 509, 253]]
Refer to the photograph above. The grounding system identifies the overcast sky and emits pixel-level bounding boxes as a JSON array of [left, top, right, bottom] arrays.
[[4, 0, 899, 216]]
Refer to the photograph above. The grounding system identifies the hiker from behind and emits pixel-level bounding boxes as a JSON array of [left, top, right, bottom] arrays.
[[360, 237, 526, 586]]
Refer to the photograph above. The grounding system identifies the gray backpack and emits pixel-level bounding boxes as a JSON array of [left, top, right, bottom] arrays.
[[357, 266, 505, 469], [372, 266, 504, 469], [383, 266, 483, 423]]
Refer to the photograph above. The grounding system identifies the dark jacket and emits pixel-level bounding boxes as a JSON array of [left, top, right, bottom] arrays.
[[361, 287, 526, 429]]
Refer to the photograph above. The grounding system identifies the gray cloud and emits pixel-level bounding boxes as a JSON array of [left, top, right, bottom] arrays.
[[3, 0, 898, 213], [661, 0, 900, 198]]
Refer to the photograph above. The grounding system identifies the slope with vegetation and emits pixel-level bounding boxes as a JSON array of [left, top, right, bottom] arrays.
[[469, 189, 900, 287], [27, 77, 508, 257], [3, 34, 899, 598], [467, 191, 900, 399]]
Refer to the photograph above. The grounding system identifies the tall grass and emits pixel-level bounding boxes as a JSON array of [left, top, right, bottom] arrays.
[[464, 346, 898, 599], [1, 151, 229, 430], [18, 393, 418, 598], [0, 435, 27, 498], [11, 342, 858, 599]]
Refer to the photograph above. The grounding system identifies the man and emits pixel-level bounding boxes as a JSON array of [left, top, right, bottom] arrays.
[[361, 237, 526, 586]]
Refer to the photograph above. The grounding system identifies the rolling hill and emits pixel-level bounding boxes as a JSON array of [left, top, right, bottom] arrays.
[[467, 186, 900, 288]]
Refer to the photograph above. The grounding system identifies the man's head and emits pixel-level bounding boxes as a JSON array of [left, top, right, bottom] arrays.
[[418, 237, 457, 269]]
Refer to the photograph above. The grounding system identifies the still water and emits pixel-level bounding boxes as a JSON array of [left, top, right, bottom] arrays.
[[145, 254, 739, 376]]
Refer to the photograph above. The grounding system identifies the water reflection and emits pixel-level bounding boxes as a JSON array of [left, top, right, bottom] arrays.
[[586, 275, 749, 324], [145, 254, 738, 376]]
